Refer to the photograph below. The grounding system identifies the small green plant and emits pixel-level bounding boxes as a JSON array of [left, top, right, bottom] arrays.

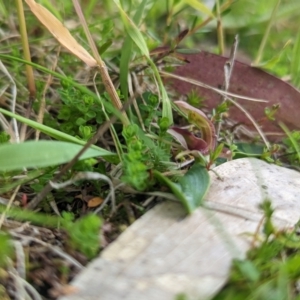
[[0, 205, 102, 259], [61, 212, 102, 259], [47, 82, 106, 141], [283, 130, 300, 165], [186, 89, 205, 108], [136, 91, 161, 128], [122, 124, 155, 191], [0, 132, 10, 144], [213, 200, 300, 300]]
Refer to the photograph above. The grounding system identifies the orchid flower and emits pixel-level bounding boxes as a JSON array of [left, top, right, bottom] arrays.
[[168, 101, 216, 155]]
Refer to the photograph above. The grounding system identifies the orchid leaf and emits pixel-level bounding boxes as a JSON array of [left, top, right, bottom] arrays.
[[154, 162, 210, 214]]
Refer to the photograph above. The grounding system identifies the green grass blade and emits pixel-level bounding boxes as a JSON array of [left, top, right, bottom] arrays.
[[114, 1, 173, 125], [291, 30, 300, 88], [120, 0, 152, 101], [280, 122, 300, 163], [114, 0, 149, 57]]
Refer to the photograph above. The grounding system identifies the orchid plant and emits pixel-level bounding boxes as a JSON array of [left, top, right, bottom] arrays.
[[168, 101, 223, 168]]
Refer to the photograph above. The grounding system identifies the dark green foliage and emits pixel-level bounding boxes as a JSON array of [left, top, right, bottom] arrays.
[[0, 132, 10, 144], [120, 91, 173, 191], [122, 124, 151, 191], [136, 92, 161, 128], [47, 83, 106, 141]]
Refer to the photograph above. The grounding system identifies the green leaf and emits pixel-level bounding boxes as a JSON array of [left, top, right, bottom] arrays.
[[154, 162, 210, 214], [0, 108, 118, 164], [0, 141, 113, 171], [234, 259, 260, 283]]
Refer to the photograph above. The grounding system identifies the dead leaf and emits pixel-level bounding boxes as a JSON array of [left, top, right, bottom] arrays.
[[167, 51, 300, 141], [87, 196, 104, 208], [25, 0, 97, 67]]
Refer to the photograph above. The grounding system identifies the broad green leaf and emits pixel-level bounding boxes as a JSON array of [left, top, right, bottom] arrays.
[[0, 203, 60, 227], [233, 142, 264, 159], [0, 141, 112, 171], [0, 232, 13, 267], [0, 108, 118, 164], [154, 162, 210, 214]]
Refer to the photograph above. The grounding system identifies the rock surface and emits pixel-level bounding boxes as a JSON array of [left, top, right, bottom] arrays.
[[59, 158, 300, 300]]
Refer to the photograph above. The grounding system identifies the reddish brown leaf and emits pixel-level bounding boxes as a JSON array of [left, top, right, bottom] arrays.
[[168, 126, 209, 153], [167, 51, 300, 141]]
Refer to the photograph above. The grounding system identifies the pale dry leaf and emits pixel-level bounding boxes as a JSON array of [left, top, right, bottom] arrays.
[[25, 0, 97, 67]]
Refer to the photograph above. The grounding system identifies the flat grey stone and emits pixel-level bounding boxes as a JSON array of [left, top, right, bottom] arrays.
[[59, 158, 300, 300]]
